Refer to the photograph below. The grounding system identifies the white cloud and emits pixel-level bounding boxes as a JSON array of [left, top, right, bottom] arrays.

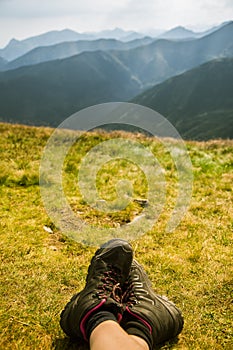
[[0, 0, 128, 17], [107, 0, 233, 31], [0, 0, 232, 47]]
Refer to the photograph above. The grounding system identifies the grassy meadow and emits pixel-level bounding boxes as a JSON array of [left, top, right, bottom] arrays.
[[0, 122, 232, 349]]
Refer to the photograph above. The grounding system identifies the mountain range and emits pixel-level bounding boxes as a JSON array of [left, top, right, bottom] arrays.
[[157, 21, 231, 40], [0, 28, 146, 62], [1, 21, 232, 86], [0, 21, 232, 139], [3, 37, 154, 71], [111, 21, 233, 87], [1, 22, 229, 63]]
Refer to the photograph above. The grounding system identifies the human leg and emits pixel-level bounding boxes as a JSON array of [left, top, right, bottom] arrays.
[[90, 320, 149, 350]]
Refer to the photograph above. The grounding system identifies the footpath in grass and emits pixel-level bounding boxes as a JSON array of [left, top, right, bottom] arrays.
[[0, 122, 232, 350]]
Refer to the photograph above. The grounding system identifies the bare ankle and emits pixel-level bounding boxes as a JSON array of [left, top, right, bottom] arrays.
[[129, 335, 150, 350]]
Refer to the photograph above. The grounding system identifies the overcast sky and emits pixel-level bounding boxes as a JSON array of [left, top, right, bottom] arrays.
[[0, 0, 233, 47]]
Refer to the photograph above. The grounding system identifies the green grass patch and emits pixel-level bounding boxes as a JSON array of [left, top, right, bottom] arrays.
[[0, 123, 232, 349]]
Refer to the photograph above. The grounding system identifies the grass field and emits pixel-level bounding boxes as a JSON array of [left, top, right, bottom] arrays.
[[0, 122, 232, 349]]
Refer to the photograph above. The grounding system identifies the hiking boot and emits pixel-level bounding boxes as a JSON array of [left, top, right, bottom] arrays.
[[121, 259, 184, 348], [60, 239, 133, 341]]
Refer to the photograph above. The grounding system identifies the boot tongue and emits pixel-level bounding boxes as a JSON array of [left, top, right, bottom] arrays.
[[86, 259, 106, 282]]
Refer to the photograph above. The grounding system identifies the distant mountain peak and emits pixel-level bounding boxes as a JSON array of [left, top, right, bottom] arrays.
[[8, 38, 20, 45], [172, 25, 191, 30], [159, 26, 196, 39], [55, 28, 78, 34]]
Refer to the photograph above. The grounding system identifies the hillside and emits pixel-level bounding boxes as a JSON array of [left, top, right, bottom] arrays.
[[0, 122, 232, 350], [133, 57, 233, 140], [0, 56, 7, 70], [0, 51, 141, 126]]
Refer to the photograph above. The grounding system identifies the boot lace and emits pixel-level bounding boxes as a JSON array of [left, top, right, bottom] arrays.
[[122, 279, 138, 306], [95, 265, 123, 303]]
